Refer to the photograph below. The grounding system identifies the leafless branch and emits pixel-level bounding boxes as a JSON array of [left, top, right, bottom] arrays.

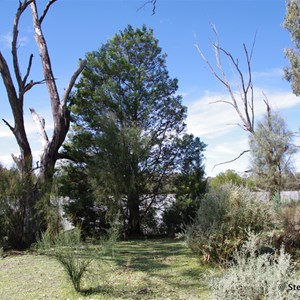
[[23, 78, 48, 94], [209, 99, 236, 108], [213, 150, 250, 171], [61, 59, 87, 109], [138, 0, 157, 15], [22, 54, 34, 86], [2, 118, 14, 132], [262, 91, 271, 115], [39, 0, 57, 24], [31, 1, 60, 124], [0, 51, 20, 110], [12, 0, 33, 90], [29, 108, 49, 150], [196, 24, 256, 134]]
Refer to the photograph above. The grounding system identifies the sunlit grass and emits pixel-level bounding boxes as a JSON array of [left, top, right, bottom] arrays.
[[0, 239, 211, 299]]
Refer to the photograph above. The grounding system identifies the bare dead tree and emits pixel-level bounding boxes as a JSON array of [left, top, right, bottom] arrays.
[[196, 24, 257, 169], [196, 24, 256, 134], [0, 0, 86, 248]]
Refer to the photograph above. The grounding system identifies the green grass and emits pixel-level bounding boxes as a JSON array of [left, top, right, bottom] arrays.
[[0, 239, 211, 299]]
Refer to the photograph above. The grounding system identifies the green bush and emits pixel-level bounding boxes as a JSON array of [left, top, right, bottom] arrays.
[[210, 232, 297, 300], [271, 200, 300, 256], [55, 248, 91, 292], [162, 196, 201, 236], [99, 220, 120, 256], [37, 227, 92, 293], [186, 184, 274, 264]]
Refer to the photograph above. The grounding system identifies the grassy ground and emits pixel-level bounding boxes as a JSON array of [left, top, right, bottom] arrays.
[[0, 239, 211, 300]]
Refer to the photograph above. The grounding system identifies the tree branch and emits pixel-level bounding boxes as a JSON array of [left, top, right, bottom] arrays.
[[197, 23, 256, 134], [31, 1, 60, 126], [61, 59, 87, 109], [29, 108, 49, 151], [2, 118, 14, 132], [39, 0, 57, 24], [213, 150, 250, 171], [23, 78, 47, 93], [56, 152, 77, 163], [0, 52, 20, 117], [138, 0, 157, 15], [209, 99, 236, 108], [22, 53, 34, 86], [12, 0, 34, 91]]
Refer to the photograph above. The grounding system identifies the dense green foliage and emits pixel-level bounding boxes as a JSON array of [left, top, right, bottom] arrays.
[[0, 165, 58, 249], [63, 25, 205, 237], [162, 134, 207, 235], [209, 169, 254, 190], [249, 109, 297, 198], [58, 164, 110, 238], [283, 0, 300, 95], [186, 184, 274, 264]]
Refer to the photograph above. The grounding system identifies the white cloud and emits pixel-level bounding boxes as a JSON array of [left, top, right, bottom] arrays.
[[187, 89, 300, 137], [0, 31, 28, 50], [252, 68, 284, 80], [186, 88, 300, 176]]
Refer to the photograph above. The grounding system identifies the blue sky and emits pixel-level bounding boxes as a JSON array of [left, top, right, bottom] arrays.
[[0, 0, 299, 176]]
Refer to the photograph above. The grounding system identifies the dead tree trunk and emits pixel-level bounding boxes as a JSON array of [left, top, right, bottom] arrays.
[[0, 0, 86, 249]]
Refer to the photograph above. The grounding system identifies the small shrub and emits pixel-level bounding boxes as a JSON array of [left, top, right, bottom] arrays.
[[272, 201, 300, 255], [36, 230, 54, 253], [210, 232, 298, 300], [55, 249, 91, 292], [186, 184, 274, 264], [272, 192, 282, 213], [100, 221, 120, 256], [38, 227, 92, 293]]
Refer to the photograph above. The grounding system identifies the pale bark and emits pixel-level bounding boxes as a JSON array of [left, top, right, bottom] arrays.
[[0, 0, 86, 248], [196, 24, 256, 134]]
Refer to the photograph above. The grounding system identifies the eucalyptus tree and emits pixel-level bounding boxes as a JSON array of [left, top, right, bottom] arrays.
[[0, 0, 85, 248], [68, 25, 188, 236]]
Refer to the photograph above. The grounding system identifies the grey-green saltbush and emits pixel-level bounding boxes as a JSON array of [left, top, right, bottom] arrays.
[[210, 232, 298, 300], [186, 184, 274, 263]]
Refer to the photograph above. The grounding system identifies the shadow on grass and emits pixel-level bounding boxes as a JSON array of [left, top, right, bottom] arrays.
[[79, 284, 154, 299], [109, 238, 191, 271], [43, 238, 207, 298]]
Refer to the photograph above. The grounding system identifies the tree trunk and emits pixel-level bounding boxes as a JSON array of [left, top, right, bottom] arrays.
[[0, 1, 86, 249], [127, 192, 142, 236]]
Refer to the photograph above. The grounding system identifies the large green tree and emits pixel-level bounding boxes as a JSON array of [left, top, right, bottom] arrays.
[[67, 25, 188, 236], [283, 0, 300, 95], [249, 107, 297, 198]]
